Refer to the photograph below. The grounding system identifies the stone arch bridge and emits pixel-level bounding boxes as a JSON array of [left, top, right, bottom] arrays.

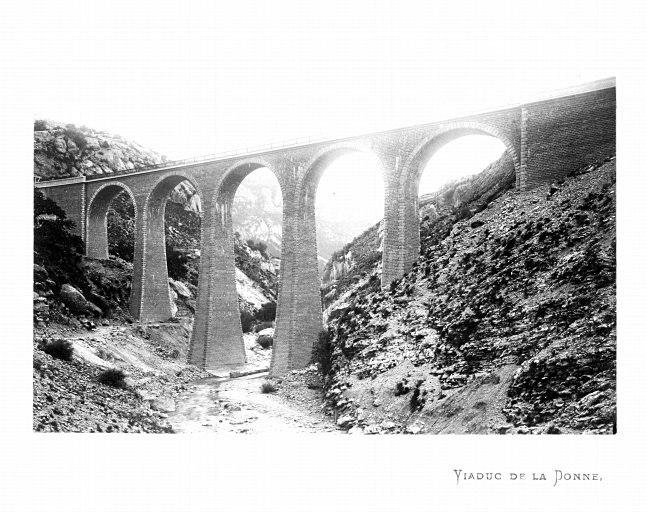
[[36, 79, 615, 376]]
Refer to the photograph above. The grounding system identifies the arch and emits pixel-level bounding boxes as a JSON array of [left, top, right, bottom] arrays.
[[210, 157, 284, 211], [189, 158, 284, 370], [402, 122, 520, 198], [269, 142, 387, 374], [145, 171, 204, 216], [299, 141, 387, 207], [133, 172, 204, 322], [382, 122, 520, 287], [85, 181, 137, 259]]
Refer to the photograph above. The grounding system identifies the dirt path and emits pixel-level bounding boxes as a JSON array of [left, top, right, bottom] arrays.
[[168, 372, 339, 434]]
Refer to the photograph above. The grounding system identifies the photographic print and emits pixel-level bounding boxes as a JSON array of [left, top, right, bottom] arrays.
[[4, 1, 644, 511], [32, 79, 616, 436]]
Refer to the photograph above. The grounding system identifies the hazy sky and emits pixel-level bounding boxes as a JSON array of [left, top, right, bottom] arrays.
[[15, 1, 622, 162], [14, 0, 624, 249]]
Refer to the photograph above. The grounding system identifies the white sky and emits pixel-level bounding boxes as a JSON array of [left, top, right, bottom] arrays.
[[12, 0, 623, 161]]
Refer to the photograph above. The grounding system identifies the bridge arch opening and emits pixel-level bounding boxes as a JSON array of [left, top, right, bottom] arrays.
[[86, 182, 137, 261], [407, 130, 515, 270], [300, 145, 385, 308], [188, 160, 284, 369], [231, 165, 283, 350], [133, 174, 203, 322]]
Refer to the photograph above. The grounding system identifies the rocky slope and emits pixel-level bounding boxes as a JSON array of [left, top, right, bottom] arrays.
[[33, 123, 285, 433], [321, 153, 516, 306], [318, 156, 616, 434], [34, 119, 167, 180]]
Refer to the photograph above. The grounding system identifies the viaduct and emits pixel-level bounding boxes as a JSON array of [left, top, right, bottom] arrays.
[[35, 78, 616, 376]]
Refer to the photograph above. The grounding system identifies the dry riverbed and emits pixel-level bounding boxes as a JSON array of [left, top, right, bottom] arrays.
[[33, 320, 337, 433]]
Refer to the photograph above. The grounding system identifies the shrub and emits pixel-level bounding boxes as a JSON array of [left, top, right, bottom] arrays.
[[260, 380, 277, 393], [256, 302, 277, 322], [240, 310, 254, 333], [34, 119, 47, 131], [311, 328, 333, 377], [106, 192, 135, 262], [257, 335, 273, 349], [34, 190, 85, 288], [394, 380, 410, 396], [43, 339, 74, 361], [246, 239, 268, 257], [97, 368, 127, 389], [410, 381, 426, 412], [166, 243, 190, 281]]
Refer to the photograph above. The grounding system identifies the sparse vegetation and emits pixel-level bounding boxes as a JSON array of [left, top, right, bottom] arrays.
[[410, 380, 426, 411], [166, 243, 191, 281], [240, 310, 254, 333], [34, 190, 85, 290], [97, 368, 127, 389], [394, 380, 410, 396], [42, 339, 74, 361], [256, 301, 277, 322], [247, 238, 268, 257], [260, 380, 277, 393], [257, 334, 273, 349]]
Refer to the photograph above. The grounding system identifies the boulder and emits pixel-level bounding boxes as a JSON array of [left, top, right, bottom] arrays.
[[66, 139, 79, 154], [257, 327, 274, 337], [54, 137, 67, 153], [33, 264, 48, 282], [149, 398, 176, 413], [336, 415, 354, 429], [328, 302, 351, 321], [59, 284, 102, 316], [169, 279, 192, 298]]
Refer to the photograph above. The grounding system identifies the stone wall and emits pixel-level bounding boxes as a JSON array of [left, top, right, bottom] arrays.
[[522, 87, 616, 189]]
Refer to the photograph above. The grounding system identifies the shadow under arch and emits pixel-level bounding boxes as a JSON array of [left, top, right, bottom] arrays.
[[189, 157, 284, 371], [85, 181, 137, 259]]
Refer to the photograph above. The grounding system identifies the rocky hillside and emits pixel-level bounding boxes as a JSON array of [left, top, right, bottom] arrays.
[[318, 156, 616, 435], [34, 119, 167, 180], [33, 123, 283, 433], [321, 153, 516, 306]]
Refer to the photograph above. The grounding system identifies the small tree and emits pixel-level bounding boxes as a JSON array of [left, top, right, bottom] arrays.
[[257, 334, 273, 349], [42, 339, 74, 361], [166, 243, 190, 281], [240, 309, 254, 333], [256, 302, 277, 322], [97, 368, 127, 389]]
